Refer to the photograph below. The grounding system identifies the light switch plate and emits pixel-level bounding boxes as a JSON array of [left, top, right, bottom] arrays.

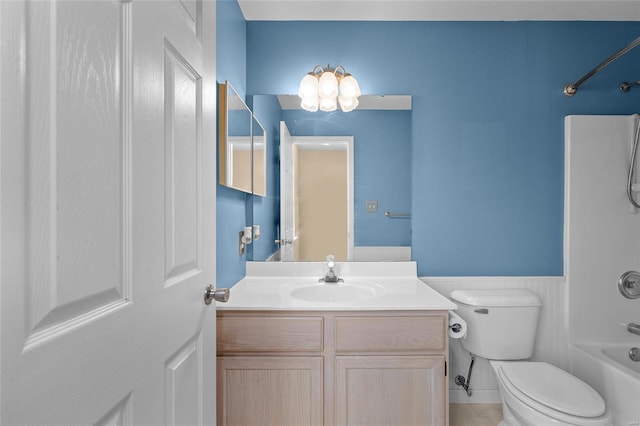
[[366, 200, 378, 213]]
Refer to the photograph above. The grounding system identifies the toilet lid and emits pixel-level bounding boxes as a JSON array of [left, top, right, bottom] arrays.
[[500, 362, 606, 418]]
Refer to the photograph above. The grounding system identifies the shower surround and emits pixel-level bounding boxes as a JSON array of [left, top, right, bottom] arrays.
[[564, 115, 640, 425]]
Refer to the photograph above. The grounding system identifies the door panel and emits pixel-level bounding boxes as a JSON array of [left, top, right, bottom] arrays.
[[165, 334, 203, 426], [0, 1, 217, 424], [25, 0, 131, 351], [164, 40, 201, 283]]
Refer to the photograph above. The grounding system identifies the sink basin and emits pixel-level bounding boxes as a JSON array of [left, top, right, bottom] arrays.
[[290, 282, 379, 304]]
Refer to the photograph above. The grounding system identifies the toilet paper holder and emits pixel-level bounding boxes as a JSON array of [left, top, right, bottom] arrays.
[[448, 311, 467, 339], [450, 323, 463, 333]]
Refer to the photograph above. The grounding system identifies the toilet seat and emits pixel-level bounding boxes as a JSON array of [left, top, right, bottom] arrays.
[[496, 362, 609, 425], [500, 362, 606, 417]]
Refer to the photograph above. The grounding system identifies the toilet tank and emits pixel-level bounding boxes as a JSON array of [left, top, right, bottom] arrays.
[[450, 289, 542, 360]]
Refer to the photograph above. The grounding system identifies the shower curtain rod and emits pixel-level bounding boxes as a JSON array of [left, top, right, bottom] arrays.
[[564, 35, 640, 97]]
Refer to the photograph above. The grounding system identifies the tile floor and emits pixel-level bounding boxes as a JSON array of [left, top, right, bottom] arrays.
[[449, 404, 503, 426]]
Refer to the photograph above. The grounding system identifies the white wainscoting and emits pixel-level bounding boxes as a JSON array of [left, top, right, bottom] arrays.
[[422, 276, 567, 403]]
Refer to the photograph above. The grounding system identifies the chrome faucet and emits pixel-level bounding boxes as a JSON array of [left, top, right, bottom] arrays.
[[320, 255, 343, 283], [628, 322, 640, 337]]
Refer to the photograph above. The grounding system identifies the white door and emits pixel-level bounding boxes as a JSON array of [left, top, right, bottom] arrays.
[[0, 1, 217, 424], [280, 121, 297, 260]]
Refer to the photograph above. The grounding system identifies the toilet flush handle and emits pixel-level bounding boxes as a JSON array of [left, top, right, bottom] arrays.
[[474, 308, 489, 314]]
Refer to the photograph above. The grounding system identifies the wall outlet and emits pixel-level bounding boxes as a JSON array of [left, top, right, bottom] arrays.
[[366, 200, 378, 213]]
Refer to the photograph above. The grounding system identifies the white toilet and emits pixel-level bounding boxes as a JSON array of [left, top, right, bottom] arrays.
[[450, 289, 612, 426]]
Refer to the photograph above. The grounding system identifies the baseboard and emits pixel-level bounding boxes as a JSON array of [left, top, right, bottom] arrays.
[[449, 389, 501, 404]]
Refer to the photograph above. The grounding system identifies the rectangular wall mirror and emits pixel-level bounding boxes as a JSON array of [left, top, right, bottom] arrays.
[[250, 94, 412, 262], [218, 81, 252, 194], [218, 81, 268, 196]]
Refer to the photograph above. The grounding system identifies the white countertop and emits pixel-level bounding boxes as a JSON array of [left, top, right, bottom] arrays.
[[217, 261, 457, 311]]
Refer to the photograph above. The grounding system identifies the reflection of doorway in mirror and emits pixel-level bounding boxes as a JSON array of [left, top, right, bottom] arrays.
[[253, 142, 266, 195], [229, 138, 252, 191], [295, 146, 348, 261], [280, 122, 354, 261]]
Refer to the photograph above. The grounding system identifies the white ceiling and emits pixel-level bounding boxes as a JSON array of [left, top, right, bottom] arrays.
[[237, 0, 640, 21]]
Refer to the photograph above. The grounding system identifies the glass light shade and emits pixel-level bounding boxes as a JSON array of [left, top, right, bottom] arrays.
[[300, 95, 319, 112], [338, 95, 359, 112], [298, 73, 319, 99], [319, 96, 337, 112], [339, 75, 361, 99], [318, 71, 339, 98]]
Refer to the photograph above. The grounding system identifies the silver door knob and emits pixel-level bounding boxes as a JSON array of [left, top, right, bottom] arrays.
[[618, 271, 640, 299], [204, 285, 229, 305]]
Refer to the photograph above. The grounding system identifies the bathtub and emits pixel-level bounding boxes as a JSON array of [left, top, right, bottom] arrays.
[[570, 344, 640, 426]]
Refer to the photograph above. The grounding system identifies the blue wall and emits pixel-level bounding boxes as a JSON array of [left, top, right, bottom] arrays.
[[247, 21, 640, 276], [216, 0, 249, 288]]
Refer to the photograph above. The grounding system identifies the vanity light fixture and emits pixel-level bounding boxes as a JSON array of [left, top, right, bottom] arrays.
[[298, 64, 361, 112]]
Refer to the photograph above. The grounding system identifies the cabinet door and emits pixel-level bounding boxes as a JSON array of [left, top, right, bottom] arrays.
[[335, 356, 445, 426], [218, 356, 323, 426]]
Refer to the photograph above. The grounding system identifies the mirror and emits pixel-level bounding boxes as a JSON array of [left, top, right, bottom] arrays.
[[250, 95, 412, 262], [252, 115, 267, 197], [218, 81, 252, 194]]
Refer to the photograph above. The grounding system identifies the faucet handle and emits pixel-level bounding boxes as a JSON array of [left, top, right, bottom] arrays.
[[326, 255, 335, 268]]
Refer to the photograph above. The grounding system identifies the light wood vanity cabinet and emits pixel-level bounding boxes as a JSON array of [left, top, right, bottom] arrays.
[[217, 355, 324, 426], [217, 311, 448, 426]]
